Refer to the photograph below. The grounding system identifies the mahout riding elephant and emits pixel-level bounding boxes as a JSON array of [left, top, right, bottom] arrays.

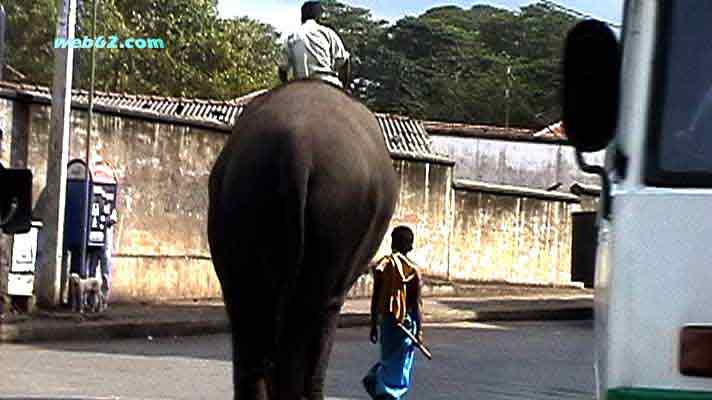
[[208, 80, 399, 400]]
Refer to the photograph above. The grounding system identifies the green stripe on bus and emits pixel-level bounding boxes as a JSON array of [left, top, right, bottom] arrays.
[[608, 388, 712, 399]]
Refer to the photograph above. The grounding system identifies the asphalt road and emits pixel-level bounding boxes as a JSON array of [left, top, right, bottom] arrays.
[[0, 320, 595, 400]]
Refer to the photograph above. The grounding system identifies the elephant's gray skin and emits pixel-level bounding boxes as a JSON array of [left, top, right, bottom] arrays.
[[208, 80, 398, 400]]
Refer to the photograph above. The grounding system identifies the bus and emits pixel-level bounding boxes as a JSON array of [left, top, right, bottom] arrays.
[[562, 1, 712, 399]]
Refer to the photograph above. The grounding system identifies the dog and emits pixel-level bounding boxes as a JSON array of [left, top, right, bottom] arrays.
[[69, 273, 105, 314]]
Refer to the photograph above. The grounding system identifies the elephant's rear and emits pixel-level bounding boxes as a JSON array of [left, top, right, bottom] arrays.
[[208, 81, 398, 399]]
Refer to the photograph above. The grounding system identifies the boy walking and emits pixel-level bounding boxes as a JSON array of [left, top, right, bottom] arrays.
[[363, 226, 424, 399]]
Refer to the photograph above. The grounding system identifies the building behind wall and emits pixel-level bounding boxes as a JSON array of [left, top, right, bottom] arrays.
[[425, 121, 605, 207], [426, 121, 605, 287]]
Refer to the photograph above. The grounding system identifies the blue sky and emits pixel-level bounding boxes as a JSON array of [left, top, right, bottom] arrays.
[[219, 1, 623, 36]]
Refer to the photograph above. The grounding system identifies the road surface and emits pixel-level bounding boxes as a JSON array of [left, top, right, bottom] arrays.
[[0, 320, 594, 399]]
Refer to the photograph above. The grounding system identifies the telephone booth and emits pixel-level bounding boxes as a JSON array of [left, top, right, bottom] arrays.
[[88, 161, 118, 250], [64, 159, 90, 277], [63, 159, 118, 278]]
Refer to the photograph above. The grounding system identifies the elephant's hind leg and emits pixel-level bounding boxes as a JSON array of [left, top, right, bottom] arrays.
[[230, 290, 278, 400], [301, 299, 344, 400], [235, 369, 270, 400], [226, 242, 287, 400]]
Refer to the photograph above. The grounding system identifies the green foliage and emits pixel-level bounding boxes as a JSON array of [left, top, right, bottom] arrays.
[[3, 0, 281, 99], [319, 0, 388, 106], [322, 1, 578, 128], [1, 0, 57, 84], [2, 1, 578, 125]]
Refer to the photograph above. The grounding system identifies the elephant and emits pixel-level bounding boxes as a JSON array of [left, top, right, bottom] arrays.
[[208, 80, 399, 400]]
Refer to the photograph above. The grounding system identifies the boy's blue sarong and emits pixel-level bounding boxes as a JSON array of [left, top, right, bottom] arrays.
[[363, 311, 418, 399]]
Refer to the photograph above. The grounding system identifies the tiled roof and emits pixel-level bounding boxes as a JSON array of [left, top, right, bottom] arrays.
[[376, 113, 453, 164], [0, 81, 452, 164], [0, 81, 250, 126], [424, 120, 568, 143]]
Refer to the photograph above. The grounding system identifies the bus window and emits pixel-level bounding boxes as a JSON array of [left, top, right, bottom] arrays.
[[647, 1, 712, 186]]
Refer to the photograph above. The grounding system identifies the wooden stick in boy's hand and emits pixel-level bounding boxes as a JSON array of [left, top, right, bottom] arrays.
[[397, 322, 433, 360]]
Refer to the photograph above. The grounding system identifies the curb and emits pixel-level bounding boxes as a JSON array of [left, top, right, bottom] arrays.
[[0, 319, 230, 344], [464, 307, 593, 322], [0, 306, 592, 343], [339, 307, 593, 327]]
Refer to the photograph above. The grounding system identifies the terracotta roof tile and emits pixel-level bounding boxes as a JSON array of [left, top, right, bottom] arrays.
[[424, 120, 568, 143]]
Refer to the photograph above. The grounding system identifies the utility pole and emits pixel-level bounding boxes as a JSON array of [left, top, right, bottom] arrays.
[[37, 0, 77, 308], [505, 65, 512, 130], [0, 5, 6, 81]]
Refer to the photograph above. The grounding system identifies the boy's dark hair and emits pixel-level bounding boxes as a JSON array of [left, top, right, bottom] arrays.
[[391, 226, 414, 254], [301, 1, 323, 23]]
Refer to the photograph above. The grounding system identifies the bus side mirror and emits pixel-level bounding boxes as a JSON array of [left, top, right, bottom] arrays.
[[0, 166, 33, 234], [563, 20, 621, 153]]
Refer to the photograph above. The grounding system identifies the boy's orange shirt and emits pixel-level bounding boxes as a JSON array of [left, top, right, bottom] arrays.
[[373, 252, 420, 324]]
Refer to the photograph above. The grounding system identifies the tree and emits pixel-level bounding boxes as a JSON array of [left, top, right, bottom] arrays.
[[77, 0, 282, 98], [1, 1, 57, 84], [320, 1, 578, 128], [320, 0, 388, 105], [3, 0, 282, 99], [3, 1, 579, 124]]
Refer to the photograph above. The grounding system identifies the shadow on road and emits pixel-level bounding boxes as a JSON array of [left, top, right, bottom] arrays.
[[24, 334, 233, 362], [19, 319, 592, 367]]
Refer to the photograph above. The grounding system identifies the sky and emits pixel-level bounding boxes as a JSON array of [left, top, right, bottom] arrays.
[[219, 1, 624, 36]]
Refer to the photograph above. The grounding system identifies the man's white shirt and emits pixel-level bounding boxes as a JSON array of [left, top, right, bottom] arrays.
[[281, 20, 350, 87]]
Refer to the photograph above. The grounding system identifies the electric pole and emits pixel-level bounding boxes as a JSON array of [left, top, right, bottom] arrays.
[[505, 65, 512, 130], [37, 0, 77, 308], [0, 5, 6, 81]]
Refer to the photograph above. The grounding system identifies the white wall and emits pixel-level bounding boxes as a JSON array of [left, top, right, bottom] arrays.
[[431, 135, 606, 190]]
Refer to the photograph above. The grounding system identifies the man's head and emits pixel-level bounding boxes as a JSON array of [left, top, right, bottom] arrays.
[[301, 1, 323, 23], [391, 226, 414, 254]]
